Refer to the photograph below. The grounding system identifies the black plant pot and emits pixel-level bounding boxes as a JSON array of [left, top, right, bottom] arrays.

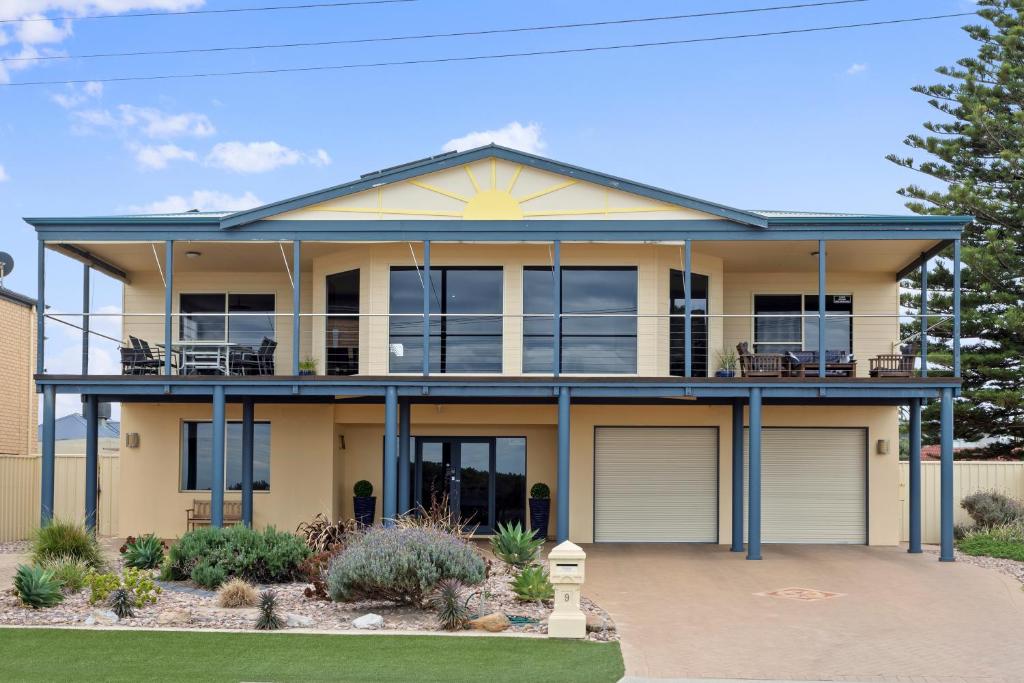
[[715, 369, 736, 378], [529, 498, 550, 540], [353, 496, 376, 527]]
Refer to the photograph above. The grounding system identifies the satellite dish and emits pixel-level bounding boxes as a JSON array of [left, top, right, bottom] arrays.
[[0, 252, 13, 285]]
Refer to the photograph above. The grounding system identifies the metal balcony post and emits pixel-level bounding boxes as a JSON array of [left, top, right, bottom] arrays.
[[920, 257, 929, 378], [82, 265, 90, 375], [747, 387, 762, 560], [907, 398, 922, 553], [383, 386, 398, 525], [730, 399, 744, 552], [939, 387, 954, 561], [84, 394, 98, 531], [292, 240, 301, 375], [684, 240, 692, 378], [37, 240, 44, 375], [422, 240, 431, 377], [818, 240, 826, 378], [211, 386, 226, 528], [241, 397, 254, 527], [553, 240, 561, 377], [953, 239, 961, 380]]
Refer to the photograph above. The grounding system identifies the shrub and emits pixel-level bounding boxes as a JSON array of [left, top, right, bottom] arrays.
[[956, 521, 1024, 561], [121, 534, 166, 570], [299, 551, 334, 601], [327, 526, 486, 607], [961, 491, 1023, 529], [108, 588, 135, 619], [256, 590, 284, 630], [13, 564, 64, 609], [85, 571, 121, 605], [511, 565, 554, 602], [42, 555, 89, 593], [490, 521, 543, 569], [31, 519, 104, 569], [86, 568, 160, 607], [530, 483, 550, 499], [353, 480, 373, 498], [394, 492, 475, 540], [218, 578, 259, 608], [164, 526, 310, 586], [296, 514, 358, 554], [431, 578, 470, 631]]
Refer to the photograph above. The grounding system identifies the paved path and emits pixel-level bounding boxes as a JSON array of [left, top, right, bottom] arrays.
[[583, 544, 1024, 682]]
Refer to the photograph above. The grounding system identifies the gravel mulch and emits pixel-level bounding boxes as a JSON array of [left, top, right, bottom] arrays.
[[924, 546, 1024, 586], [0, 541, 31, 555]]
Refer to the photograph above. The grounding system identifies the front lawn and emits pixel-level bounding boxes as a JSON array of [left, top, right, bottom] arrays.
[[0, 628, 624, 683]]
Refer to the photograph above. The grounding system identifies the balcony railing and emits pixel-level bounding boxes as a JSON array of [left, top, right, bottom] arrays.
[[42, 310, 954, 380]]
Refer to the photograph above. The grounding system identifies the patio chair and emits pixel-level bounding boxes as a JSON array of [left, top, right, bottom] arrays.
[[235, 337, 277, 376], [736, 342, 784, 378], [869, 354, 915, 378], [120, 345, 159, 375]]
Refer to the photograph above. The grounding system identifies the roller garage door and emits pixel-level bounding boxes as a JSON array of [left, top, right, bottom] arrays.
[[745, 427, 867, 544], [594, 427, 718, 542]]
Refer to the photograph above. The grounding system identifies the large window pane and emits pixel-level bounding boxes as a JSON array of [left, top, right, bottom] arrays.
[[522, 267, 555, 373], [180, 294, 226, 342], [326, 270, 360, 375], [228, 294, 275, 349], [495, 438, 526, 528], [803, 294, 853, 353], [669, 270, 710, 377], [753, 295, 802, 352], [180, 421, 271, 492]]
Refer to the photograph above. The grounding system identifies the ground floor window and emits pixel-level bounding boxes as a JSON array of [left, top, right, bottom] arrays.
[[180, 421, 271, 491], [753, 294, 853, 354]]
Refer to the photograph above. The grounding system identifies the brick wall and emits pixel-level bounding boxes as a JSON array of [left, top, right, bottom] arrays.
[[0, 296, 36, 457]]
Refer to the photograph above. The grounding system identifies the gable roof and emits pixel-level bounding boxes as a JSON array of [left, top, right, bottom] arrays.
[[220, 144, 772, 229]]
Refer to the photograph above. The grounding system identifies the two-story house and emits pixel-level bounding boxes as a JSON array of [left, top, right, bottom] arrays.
[[28, 145, 967, 560]]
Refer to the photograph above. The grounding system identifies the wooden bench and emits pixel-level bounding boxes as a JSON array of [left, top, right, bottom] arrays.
[[869, 354, 915, 378], [186, 499, 243, 531]]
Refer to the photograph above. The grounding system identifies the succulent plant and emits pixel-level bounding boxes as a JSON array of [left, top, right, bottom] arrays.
[[121, 534, 166, 570], [108, 587, 136, 619], [430, 579, 470, 631], [13, 564, 64, 609], [256, 590, 284, 630], [511, 565, 554, 603], [490, 522, 543, 569]]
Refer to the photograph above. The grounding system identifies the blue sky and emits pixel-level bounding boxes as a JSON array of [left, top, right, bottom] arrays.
[[0, 0, 978, 415]]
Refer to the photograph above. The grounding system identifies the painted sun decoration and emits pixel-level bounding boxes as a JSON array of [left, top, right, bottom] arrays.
[[271, 157, 710, 221]]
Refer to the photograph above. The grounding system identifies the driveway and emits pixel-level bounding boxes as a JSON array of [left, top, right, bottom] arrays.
[[582, 544, 1024, 682]]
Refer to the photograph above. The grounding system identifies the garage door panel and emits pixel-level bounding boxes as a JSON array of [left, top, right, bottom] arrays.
[[595, 427, 718, 543], [745, 427, 866, 544]]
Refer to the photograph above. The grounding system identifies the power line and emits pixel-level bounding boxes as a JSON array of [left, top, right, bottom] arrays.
[[2, 0, 869, 63], [1, 12, 976, 88], [0, 0, 415, 24]]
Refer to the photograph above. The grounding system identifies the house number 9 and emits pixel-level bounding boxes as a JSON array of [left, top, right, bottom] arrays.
[[563, 593, 570, 602]]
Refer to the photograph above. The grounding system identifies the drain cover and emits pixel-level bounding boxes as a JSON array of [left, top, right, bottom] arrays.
[[755, 587, 845, 602]]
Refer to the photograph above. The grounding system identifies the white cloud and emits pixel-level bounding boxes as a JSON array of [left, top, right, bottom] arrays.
[[50, 80, 103, 108], [132, 143, 196, 170], [0, 164, 8, 182], [846, 63, 868, 76], [124, 190, 263, 214], [204, 141, 332, 173], [16, 15, 73, 45], [442, 122, 546, 155], [74, 104, 215, 138]]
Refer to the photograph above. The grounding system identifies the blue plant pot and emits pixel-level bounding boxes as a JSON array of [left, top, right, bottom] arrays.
[[715, 369, 736, 378], [529, 498, 550, 540], [353, 496, 376, 527]]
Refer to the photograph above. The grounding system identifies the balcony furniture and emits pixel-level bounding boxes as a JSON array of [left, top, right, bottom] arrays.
[[787, 350, 858, 378], [165, 340, 236, 375], [869, 354, 915, 378], [736, 342, 784, 378], [186, 498, 243, 531], [233, 337, 277, 376], [121, 336, 174, 375]]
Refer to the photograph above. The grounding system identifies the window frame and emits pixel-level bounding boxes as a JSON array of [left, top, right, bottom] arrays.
[[178, 292, 277, 345], [178, 419, 273, 493], [751, 292, 854, 354]]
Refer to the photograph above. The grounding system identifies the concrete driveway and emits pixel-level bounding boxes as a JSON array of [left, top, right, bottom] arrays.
[[582, 544, 1024, 682]]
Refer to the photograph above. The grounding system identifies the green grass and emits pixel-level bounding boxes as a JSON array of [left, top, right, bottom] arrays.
[[0, 628, 624, 683], [957, 534, 1024, 561]]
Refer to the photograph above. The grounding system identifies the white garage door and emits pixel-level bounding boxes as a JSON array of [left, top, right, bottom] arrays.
[[745, 427, 866, 544], [595, 427, 718, 542]]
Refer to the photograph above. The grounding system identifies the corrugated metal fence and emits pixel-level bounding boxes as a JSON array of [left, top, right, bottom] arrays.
[[899, 461, 1024, 544], [0, 453, 120, 542]]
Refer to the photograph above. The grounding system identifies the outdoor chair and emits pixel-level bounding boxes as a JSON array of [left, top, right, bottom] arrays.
[[121, 336, 167, 375], [869, 354, 915, 378], [235, 337, 277, 376], [736, 342, 784, 378], [787, 350, 857, 378], [185, 499, 243, 531]]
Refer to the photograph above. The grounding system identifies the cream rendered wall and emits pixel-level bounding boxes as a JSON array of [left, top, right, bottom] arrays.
[[119, 403, 334, 538]]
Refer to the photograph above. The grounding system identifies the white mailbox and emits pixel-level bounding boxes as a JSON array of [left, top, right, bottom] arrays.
[[547, 540, 587, 639]]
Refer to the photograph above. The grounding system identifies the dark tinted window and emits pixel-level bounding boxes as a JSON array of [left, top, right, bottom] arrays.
[[228, 294, 275, 348], [669, 270, 710, 377], [180, 294, 226, 341], [326, 270, 359, 375], [181, 421, 271, 491]]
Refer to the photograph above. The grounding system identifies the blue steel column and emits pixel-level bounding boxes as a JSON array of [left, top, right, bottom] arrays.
[[953, 240, 961, 381], [292, 240, 301, 375], [211, 386, 226, 528], [383, 386, 398, 525], [818, 240, 826, 378], [907, 398, 922, 553], [164, 241, 173, 375], [730, 399, 744, 552], [939, 387, 955, 561], [398, 398, 411, 514], [84, 394, 98, 531], [422, 240, 431, 377], [36, 240, 45, 375], [556, 386, 571, 542], [40, 385, 56, 525], [746, 387, 762, 560], [82, 265, 90, 375], [241, 397, 254, 528], [684, 240, 692, 378], [552, 240, 561, 377], [920, 257, 929, 377]]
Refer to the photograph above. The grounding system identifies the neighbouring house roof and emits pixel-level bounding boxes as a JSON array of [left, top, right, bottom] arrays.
[[0, 286, 36, 309], [38, 413, 120, 441]]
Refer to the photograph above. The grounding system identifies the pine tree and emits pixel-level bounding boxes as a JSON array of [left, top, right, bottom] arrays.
[[887, 0, 1024, 458]]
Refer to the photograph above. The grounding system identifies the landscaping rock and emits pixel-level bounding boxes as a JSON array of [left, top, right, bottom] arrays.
[[286, 613, 315, 628], [586, 613, 615, 633], [468, 612, 510, 632], [352, 613, 384, 630], [156, 609, 191, 626], [192, 606, 259, 623], [85, 610, 119, 626]]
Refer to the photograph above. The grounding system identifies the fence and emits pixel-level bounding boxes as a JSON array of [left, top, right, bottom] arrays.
[[0, 453, 120, 542], [898, 461, 1024, 544]]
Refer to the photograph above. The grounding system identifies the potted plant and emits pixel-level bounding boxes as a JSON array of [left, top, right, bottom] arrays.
[[298, 358, 317, 376], [352, 480, 375, 527], [528, 483, 551, 540], [715, 349, 738, 378]]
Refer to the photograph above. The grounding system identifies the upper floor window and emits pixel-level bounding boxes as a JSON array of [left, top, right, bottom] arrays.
[[669, 270, 710, 377], [753, 294, 853, 354], [389, 267, 503, 373], [523, 267, 638, 374], [326, 270, 359, 376], [179, 293, 275, 347]]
